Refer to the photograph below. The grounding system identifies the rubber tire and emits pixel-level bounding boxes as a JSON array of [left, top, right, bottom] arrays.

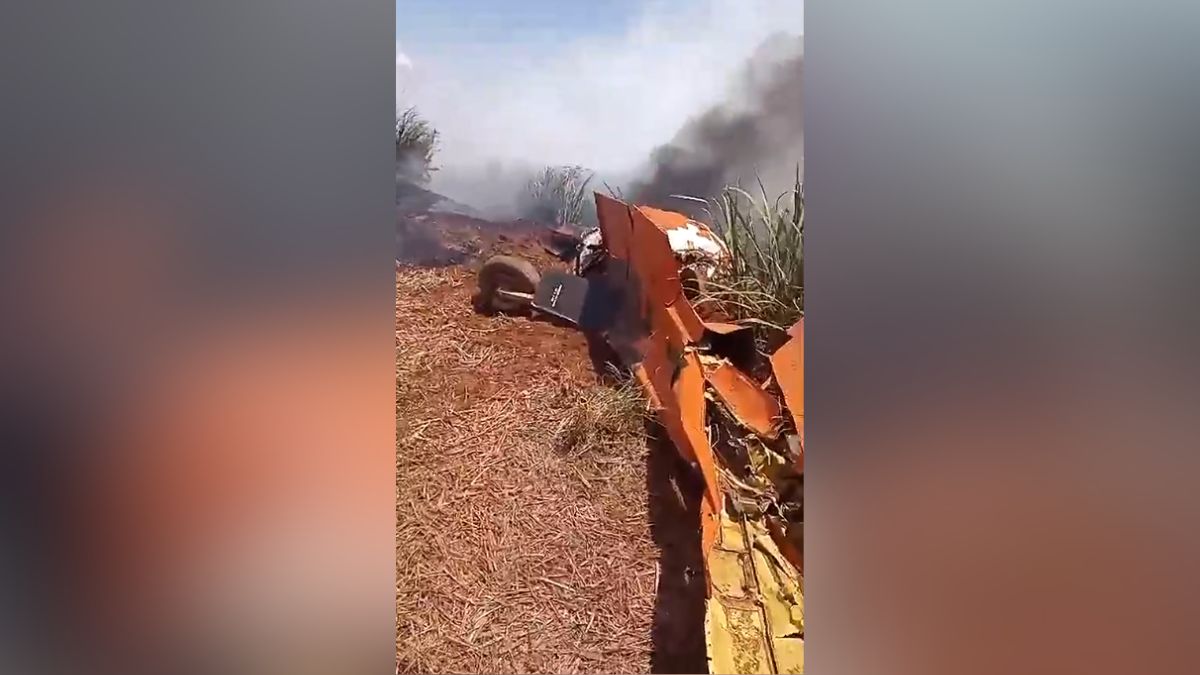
[[476, 255, 540, 314]]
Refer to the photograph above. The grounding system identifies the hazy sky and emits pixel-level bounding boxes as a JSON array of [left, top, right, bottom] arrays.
[[397, 0, 651, 53], [397, 0, 803, 178]]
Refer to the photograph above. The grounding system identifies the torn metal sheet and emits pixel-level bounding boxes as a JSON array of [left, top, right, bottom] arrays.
[[638, 206, 729, 288], [664, 220, 728, 259], [706, 506, 804, 675], [594, 193, 635, 264], [767, 515, 804, 578], [592, 193, 803, 674], [770, 319, 804, 447], [600, 202, 707, 359], [703, 360, 783, 439], [674, 352, 723, 513], [703, 321, 750, 335], [629, 208, 695, 313], [575, 226, 606, 274], [635, 205, 726, 252], [586, 197, 728, 277], [751, 532, 805, 674]]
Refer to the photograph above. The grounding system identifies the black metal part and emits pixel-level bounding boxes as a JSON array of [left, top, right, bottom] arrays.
[[699, 325, 760, 374], [532, 270, 623, 332]]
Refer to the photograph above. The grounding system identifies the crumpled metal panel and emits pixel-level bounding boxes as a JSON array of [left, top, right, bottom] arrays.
[[675, 352, 724, 513], [630, 207, 706, 339], [594, 193, 635, 263], [707, 510, 769, 675], [575, 226, 606, 275], [703, 360, 783, 439], [770, 319, 804, 448], [633, 350, 723, 558], [594, 193, 803, 674], [706, 506, 804, 675], [581, 205, 728, 275]]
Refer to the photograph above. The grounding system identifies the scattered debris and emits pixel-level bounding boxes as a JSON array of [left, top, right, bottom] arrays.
[[471, 192, 805, 673]]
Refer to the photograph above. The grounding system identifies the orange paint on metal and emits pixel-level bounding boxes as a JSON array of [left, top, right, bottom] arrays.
[[657, 308, 689, 355], [700, 498, 721, 588], [636, 204, 693, 230], [595, 193, 726, 540], [770, 319, 804, 448], [637, 337, 695, 464], [704, 361, 782, 439], [666, 303, 706, 344], [596, 195, 804, 671], [635, 338, 723, 519], [675, 351, 723, 512], [595, 194, 802, 673], [594, 193, 634, 261], [703, 321, 749, 335], [631, 208, 708, 344], [628, 208, 687, 305]]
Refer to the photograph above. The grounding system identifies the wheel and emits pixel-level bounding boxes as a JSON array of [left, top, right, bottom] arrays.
[[475, 255, 540, 314]]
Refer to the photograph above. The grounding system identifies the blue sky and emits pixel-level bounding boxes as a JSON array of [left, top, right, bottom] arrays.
[[397, 0, 658, 54]]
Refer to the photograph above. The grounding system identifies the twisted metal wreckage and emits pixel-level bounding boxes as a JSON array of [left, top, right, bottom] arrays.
[[475, 193, 805, 674]]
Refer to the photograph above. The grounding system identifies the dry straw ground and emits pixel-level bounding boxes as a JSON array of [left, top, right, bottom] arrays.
[[396, 261, 676, 674]]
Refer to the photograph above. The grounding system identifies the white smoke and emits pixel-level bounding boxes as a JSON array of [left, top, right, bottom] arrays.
[[397, 0, 803, 212], [396, 43, 413, 102]]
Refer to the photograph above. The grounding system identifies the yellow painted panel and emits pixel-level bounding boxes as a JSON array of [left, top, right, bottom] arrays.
[[706, 598, 773, 675]]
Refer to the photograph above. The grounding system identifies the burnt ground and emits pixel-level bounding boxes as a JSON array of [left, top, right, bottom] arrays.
[[397, 198, 581, 268], [395, 211, 706, 674]]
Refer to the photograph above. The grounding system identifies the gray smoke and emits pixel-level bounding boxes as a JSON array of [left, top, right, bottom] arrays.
[[401, 1, 802, 201], [630, 33, 803, 209]]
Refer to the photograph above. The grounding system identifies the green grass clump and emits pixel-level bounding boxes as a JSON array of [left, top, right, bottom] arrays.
[[683, 167, 804, 334], [521, 165, 595, 227], [396, 106, 439, 184]]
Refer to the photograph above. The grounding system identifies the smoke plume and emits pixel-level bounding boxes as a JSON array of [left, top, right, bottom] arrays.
[[397, 0, 804, 217], [630, 33, 803, 209]]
